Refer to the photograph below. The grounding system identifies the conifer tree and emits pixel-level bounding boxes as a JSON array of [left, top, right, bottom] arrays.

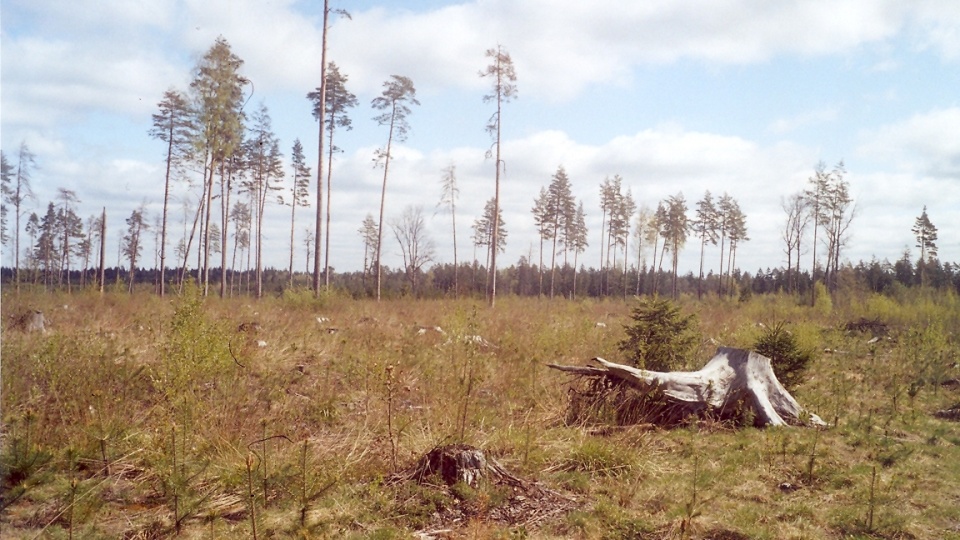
[[692, 191, 719, 300], [437, 165, 460, 297], [912, 205, 938, 286], [480, 45, 517, 307], [244, 103, 285, 298], [190, 37, 246, 295], [150, 88, 195, 296], [372, 75, 419, 301], [308, 62, 358, 289], [285, 139, 312, 288], [546, 166, 575, 298], [4, 143, 37, 290]]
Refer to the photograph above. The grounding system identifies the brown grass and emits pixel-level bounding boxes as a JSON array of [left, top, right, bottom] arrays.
[[2, 286, 959, 538]]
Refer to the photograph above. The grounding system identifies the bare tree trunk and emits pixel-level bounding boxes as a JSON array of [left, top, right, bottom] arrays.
[[159, 118, 174, 297], [375, 108, 396, 302], [289, 192, 297, 289], [202, 162, 215, 296], [220, 165, 230, 298], [324, 106, 336, 290], [313, 0, 330, 296], [179, 189, 205, 295], [98, 208, 106, 294]]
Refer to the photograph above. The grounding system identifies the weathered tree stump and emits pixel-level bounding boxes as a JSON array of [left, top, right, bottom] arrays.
[[9, 310, 47, 333], [390, 444, 578, 531], [549, 347, 825, 427], [393, 443, 523, 488]]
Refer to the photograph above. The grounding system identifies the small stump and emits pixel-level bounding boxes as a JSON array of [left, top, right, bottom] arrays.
[[405, 444, 520, 487], [389, 444, 577, 531], [9, 310, 46, 333]]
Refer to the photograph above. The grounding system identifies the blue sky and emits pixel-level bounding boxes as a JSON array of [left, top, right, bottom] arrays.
[[2, 0, 958, 277]]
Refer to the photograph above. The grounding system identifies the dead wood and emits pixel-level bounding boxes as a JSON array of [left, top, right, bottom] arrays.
[[8, 309, 47, 333], [934, 404, 960, 421], [392, 443, 523, 488], [844, 317, 888, 335], [390, 444, 578, 530], [549, 347, 825, 428]]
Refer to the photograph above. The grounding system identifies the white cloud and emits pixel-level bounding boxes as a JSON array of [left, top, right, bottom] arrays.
[[768, 108, 840, 135], [858, 107, 960, 177]]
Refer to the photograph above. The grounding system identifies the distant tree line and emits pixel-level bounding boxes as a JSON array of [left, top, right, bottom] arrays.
[[1, 28, 951, 303]]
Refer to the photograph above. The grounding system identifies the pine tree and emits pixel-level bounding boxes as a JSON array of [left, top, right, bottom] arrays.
[[692, 191, 719, 300], [437, 165, 460, 297], [190, 37, 246, 295], [4, 143, 37, 290], [663, 193, 689, 299], [35, 203, 59, 288], [472, 198, 507, 278], [359, 213, 379, 286], [285, 139, 312, 288], [149, 88, 195, 296], [725, 199, 749, 296], [308, 62, 358, 289], [55, 188, 83, 291], [122, 207, 148, 293], [243, 103, 285, 298], [480, 45, 517, 308], [372, 75, 419, 301], [0, 152, 13, 249], [546, 166, 575, 298], [912, 205, 938, 286], [716, 193, 735, 296], [531, 187, 550, 296], [569, 201, 589, 298]]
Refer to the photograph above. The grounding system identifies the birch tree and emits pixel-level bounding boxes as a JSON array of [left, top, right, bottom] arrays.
[[781, 192, 809, 294], [391, 205, 435, 295]]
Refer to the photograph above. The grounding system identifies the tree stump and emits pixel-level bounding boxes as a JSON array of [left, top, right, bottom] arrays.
[[9, 310, 46, 333], [548, 347, 825, 427], [394, 443, 523, 488]]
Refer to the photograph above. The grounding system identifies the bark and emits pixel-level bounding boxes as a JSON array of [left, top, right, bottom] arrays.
[[548, 347, 825, 427]]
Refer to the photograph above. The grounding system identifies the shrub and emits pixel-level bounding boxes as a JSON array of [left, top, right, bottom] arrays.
[[753, 321, 813, 390], [617, 297, 699, 372]]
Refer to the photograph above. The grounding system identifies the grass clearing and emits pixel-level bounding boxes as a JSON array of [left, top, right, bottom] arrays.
[[2, 288, 959, 538]]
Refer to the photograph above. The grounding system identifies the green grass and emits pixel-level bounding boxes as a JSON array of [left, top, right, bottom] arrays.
[[2, 288, 959, 538]]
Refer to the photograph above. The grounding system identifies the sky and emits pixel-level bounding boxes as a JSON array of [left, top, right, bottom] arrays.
[[2, 0, 959, 279]]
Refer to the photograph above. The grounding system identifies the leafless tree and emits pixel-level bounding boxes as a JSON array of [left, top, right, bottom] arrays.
[[391, 205, 435, 295]]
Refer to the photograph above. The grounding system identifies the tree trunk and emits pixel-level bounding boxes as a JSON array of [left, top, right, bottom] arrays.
[[313, 0, 329, 296], [548, 347, 824, 427], [98, 208, 106, 294]]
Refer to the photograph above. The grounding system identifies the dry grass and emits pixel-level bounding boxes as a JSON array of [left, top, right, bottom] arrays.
[[2, 286, 959, 539]]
